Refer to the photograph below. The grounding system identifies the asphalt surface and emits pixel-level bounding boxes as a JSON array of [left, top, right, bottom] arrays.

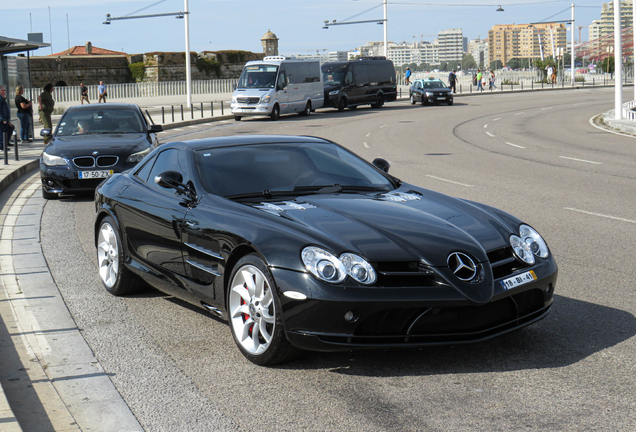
[[7, 86, 636, 431]]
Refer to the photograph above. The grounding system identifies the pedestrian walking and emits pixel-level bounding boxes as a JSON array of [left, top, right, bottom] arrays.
[[476, 69, 484, 92], [38, 83, 55, 144], [80, 83, 90, 104], [98, 81, 107, 103], [14, 85, 33, 142], [490, 70, 497, 89], [546, 65, 554, 83], [405, 67, 412, 85], [0, 85, 15, 150], [448, 70, 457, 93]]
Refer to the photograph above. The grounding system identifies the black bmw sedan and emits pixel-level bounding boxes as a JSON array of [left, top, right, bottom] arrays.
[[409, 78, 453, 106], [40, 103, 162, 199], [94, 135, 557, 365]]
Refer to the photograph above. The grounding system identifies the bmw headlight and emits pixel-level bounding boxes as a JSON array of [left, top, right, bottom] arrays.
[[329, 90, 339, 95], [42, 152, 67, 167], [126, 148, 150, 163], [261, 95, 272, 104], [301, 247, 376, 285], [510, 225, 549, 265]]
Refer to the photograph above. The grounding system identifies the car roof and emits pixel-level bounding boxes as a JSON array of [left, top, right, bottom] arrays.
[[168, 135, 333, 150], [64, 103, 141, 113]]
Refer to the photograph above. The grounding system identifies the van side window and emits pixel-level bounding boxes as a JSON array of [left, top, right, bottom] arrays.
[[277, 69, 287, 89], [353, 64, 369, 85], [345, 69, 354, 85]]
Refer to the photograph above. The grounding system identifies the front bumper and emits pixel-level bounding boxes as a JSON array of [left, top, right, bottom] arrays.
[[273, 259, 557, 352], [426, 94, 453, 104], [40, 161, 135, 195], [231, 103, 273, 117]]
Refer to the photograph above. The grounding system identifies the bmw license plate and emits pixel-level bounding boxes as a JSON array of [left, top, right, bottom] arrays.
[[501, 270, 537, 290], [79, 170, 113, 179]]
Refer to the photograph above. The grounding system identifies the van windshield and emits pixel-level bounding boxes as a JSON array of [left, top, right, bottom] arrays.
[[321, 64, 347, 85], [237, 64, 279, 89]]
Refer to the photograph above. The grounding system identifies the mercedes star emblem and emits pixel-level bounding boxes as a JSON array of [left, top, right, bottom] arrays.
[[447, 252, 478, 281]]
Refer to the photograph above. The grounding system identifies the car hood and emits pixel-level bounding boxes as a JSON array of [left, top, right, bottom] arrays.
[[46, 134, 151, 157], [324, 84, 341, 93], [246, 186, 519, 268]]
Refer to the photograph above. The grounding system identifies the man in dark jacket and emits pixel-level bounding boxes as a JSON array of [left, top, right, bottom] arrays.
[[0, 85, 15, 150]]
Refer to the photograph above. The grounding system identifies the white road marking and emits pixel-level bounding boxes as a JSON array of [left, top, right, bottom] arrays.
[[515, 112, 525, 115], [366, 132, 372, 137], [486, 131, 495, 137], [493, 118, 501, 121], [588, 115, 636, 139], [559, 156, 602, 165], [542, 107, 553, 110], [564, 208, 636, 224], [505, 142, 525, 148], [380, 125, 387, 128], [363, 142, 370, 148], [426, 175, 474, 187], [484, 124, 488, 128]]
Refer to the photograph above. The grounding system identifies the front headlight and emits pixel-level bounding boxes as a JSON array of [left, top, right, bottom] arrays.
[[519, 224, 549, 259], [126, 148, 150, 163], [42, 152, 67, 167], [231, 97, 237, 104], [329, 90, 339, 95], [261, 95, 272, 104], [510, 224, 549, 264], [301, 246, 376, 285], [425, 92, 434, 97]]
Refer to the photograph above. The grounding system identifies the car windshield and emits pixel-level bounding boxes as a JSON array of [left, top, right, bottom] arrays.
[[237, 64, 279, 89], [422, 80, 447, 89], [321, 64, 347, 85], [56, 109, 146, 136], [195, 142, 395, 198]]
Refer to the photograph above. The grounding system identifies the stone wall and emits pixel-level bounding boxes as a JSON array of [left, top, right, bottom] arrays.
[[15, 49, 265, 87], [16, 55, 132, 87]]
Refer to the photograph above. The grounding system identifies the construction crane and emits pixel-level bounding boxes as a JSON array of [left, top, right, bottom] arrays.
[[412, 34, 434, 44], [308, 49, 327, 55]]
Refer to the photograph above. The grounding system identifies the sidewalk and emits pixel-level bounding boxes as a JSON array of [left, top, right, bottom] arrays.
[[0, 84, 632, 431]]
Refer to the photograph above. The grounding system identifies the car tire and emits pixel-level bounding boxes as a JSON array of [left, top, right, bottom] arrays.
[[227, 254, 300, 366], [96, 216, 142, 296], [41, 186, 58, 200], [410, 94, 415, 105], [447, 98, 454, 106], [421, 97, 428, 106], [234, 116, 242, 121], [337, 98, 346, 112], [270, 104, 280, 121], [299, 101, 311, 117], [372, 94, 384, 109]]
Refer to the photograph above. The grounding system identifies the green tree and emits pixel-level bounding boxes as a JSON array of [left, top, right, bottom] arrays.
[[598, 56, 615, 74], [461, 54, 477, 70], [490, 59, 503, 70]]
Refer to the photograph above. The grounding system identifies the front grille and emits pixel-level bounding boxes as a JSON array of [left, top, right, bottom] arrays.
[[320, 289, 547, 345], [73, 157, 94, 168], [373, 261, 440, 287], [487, 246, 532, 280], [237, 97, 259, 104], [97, 156, 118, 167]]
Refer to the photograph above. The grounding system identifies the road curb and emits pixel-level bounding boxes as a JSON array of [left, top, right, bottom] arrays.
[[0, 160, 40, 198]]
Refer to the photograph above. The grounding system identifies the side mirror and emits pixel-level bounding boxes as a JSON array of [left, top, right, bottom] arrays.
[[149, 124, 163, 133], [372, 158, 391, 173], [154, 170, 184, 189], [40, 129, 52, 137]]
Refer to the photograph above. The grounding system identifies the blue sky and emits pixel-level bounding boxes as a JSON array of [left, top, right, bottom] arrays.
[[3, 1, 604, 56]]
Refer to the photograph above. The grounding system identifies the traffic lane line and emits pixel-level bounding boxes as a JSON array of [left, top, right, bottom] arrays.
[[564, 207, 636, 224], [559, 156, 602, 165], [505, 142, 525, 149], [426, 175, 474, 187], [486, 132, 495, 137]]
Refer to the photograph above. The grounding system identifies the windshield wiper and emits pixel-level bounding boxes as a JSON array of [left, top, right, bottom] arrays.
[[225, 184, 391, 200]]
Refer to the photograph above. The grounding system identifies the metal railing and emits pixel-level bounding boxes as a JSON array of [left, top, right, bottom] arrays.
[[26, 79, 236, 103]]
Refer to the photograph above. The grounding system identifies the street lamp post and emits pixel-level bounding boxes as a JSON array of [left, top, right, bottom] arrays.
[[614, 0, 622, 120], [104, 0, 192, 106]]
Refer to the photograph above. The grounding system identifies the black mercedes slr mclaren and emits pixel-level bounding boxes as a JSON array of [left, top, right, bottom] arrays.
[[40, 103, 162, 199], [94, 135, 558, 365]]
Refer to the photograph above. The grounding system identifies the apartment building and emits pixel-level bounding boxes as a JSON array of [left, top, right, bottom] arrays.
[[599, 1, 633, 39], [488, 23, 566, 66], [437, 28, 464, 63]]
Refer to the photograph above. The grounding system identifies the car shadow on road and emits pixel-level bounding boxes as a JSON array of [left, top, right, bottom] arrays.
[[278, 295, 636, 375]]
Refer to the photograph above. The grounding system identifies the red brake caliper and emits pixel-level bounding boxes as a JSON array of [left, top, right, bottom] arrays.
[[241, 283, 254, 337]]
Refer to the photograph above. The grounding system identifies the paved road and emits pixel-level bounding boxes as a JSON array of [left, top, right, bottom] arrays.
[[38, 87, 636, 431]]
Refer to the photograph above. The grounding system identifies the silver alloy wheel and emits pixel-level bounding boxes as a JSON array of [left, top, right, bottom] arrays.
[[229, 264, 276, 356], [97, 222, 119, 288]]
